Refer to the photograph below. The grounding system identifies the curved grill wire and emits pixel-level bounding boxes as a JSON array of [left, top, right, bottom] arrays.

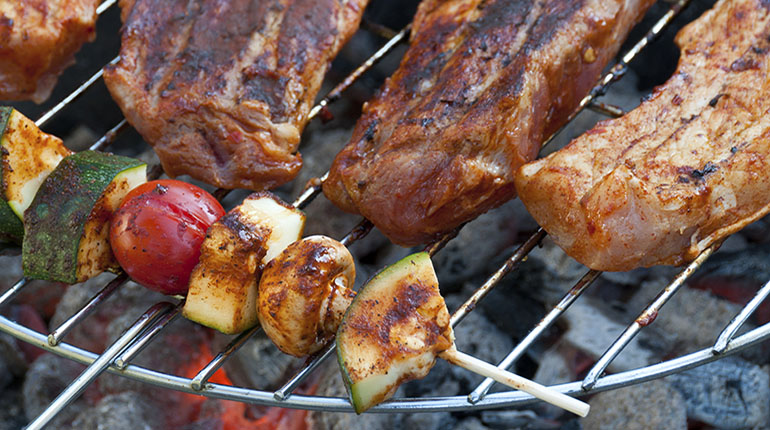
[[2, 0, 769, 426]]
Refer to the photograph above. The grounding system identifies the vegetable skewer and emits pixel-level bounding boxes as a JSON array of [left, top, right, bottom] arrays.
[[260, 244, 589, 416]]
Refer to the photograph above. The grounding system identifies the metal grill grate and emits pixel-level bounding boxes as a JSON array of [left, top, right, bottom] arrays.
[[3, 0, 770, 427]]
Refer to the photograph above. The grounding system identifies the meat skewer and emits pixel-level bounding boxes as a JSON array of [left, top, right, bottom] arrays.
[[104, 0, 369, 191], [0, 0, 99, 103], [323, 0, 656, 246], [515, 0, 770, 271]]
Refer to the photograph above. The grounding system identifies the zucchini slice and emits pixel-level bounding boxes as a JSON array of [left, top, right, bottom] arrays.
[[183, 192, 305, 334], [0, 107, 72, 242], [336, 252, 454, 413], [23, 150, 147, 283]]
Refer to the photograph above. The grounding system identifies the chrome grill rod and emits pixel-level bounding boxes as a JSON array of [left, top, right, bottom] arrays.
[[25, 301, 175, 430]]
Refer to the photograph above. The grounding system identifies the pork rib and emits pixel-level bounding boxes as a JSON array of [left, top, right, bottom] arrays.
[[515, 0, 770, 271], [323, 0, 655, 246], [104, 0, 368, 190]]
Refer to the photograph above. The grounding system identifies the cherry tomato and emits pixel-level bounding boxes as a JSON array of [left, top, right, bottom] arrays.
[[109, 180, 225, 295]]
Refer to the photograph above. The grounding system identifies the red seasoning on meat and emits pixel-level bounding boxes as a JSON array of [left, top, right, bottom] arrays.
[[323, 0, 655, 246], [104, 0, 368, 191], [515, 0, 770, 271], [0, 0, 99, 103]]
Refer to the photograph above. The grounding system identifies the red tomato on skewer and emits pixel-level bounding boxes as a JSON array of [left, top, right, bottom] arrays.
[[109, 179, 225, 295]]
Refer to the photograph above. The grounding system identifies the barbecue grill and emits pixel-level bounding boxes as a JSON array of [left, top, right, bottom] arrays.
[[3, 0, 770, 428]]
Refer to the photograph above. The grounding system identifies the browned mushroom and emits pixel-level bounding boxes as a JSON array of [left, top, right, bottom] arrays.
[[258, 235, 356, 357]]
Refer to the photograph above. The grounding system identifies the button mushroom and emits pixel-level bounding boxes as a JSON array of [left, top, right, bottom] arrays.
[[258, 235, 356, 357]]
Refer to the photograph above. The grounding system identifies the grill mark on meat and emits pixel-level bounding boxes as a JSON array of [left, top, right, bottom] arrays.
[[277, 0, 337, 71], [125, 0, 198, 96], [105, 0, 367, 190], [325, 0, 653, 245]]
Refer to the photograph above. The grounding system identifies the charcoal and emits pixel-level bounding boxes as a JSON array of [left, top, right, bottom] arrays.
[[531, 343, 578, 418], [0, 256, 22, 288], [0, 333, 26, 378], [561, 299, 665, 372], [627, 283, 751, 356], [402, 412, 454, 430], [666, 357, 770, 429], [692, 243, 770, 285], [453, 417, 492, 430], [0, 382, 26, 430], [451, 296, 514, 373], [580, 379, 686, 430], [741, 215, 770, 244], [480, 410, 560, 429], [218, 330, 304, 391], [289, 128, 364, 241], [22, 354, 88, 429], [180, 418, 224, 430], [0, 359, 11, 394], [432, 199, 534, 291], [70, 391, 162, 430]]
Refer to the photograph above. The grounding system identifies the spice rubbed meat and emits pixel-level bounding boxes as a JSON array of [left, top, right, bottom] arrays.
[[515, 0, 770, 271], [104, 0, 368, 191], [0, 0, 99, 103], [323, 0, 655, 246]]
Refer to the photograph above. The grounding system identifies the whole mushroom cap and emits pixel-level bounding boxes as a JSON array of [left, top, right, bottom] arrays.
[[258, 235, 356, 357]]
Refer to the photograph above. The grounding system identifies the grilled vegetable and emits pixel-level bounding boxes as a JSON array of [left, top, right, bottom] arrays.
[[183, 192, 305, 334], [23, 151, 146, 283], [110, 180, 225, 295], [0, 107, 72, 242], [259, 235, 356, 357], [241, 192, 307, 265], [336, 252, 453, 413]]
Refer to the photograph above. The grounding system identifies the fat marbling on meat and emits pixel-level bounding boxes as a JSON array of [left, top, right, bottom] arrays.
[[323, 0, 655, 246], [104, 0, 368, 190], [515, 0, 770, 271]]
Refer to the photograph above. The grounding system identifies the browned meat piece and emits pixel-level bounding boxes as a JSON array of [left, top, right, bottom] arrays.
[[0, 0, 99, 103], [104, 0, 368, 190], [323, 0, 655, 246], [515, 0, 770, 272]]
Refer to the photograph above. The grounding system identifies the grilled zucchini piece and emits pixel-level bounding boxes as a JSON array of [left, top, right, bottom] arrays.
[[337, 252, 453, 413], [183, 192, 305, 334], [0, 107, 72, 242], [23, 151, 146, 283]]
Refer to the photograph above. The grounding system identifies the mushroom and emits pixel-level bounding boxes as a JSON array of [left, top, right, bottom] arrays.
[[257, 235, 356, 357]]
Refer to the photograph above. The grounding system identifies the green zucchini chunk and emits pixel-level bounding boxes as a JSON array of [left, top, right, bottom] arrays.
[[183, 192, 305, 334], [0, 107, 72, 243], [23, 150, 146, 283], [337, 252, 453, 413]]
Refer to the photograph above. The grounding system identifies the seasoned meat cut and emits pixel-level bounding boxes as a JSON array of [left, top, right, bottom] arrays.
[[323, 0, 655, 246], [0, 0, 99, 103], [104, 0, 368, 190], [515, 0, 770, 271]]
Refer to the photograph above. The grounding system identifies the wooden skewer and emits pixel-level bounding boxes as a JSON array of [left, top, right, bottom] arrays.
[[440, 345, 590, 417]]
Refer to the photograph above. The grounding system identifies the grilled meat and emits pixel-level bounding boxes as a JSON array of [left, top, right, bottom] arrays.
[[323, 0, 655, 246], [0, 0, 99, 103], [515, 0, 770, 271], [104, 0, 368, 191]]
